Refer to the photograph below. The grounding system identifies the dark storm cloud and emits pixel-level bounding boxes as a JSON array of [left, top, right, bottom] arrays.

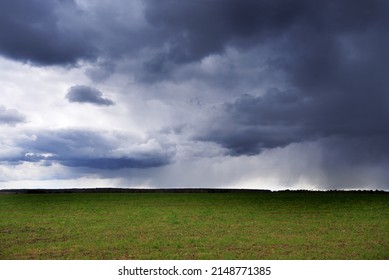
[[4, 129, 172, 170], [199, 85, 389, 155], [0, 0, 96, 65], [66, 85, 114, 106], [143, 0, 389, 64], [2, 0, 389, 184], [1, 0, 388, 70], [143, 0, 299, 65], [0, 106, 26, 125], [0, 0, 159, 67], [181, 0, 389, 159]]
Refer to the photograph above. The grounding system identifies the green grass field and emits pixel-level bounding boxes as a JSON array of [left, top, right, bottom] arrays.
[[0, 191, 388, 259]]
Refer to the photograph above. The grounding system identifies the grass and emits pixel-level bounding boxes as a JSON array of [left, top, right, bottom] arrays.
[[0, 191, 388, 259]]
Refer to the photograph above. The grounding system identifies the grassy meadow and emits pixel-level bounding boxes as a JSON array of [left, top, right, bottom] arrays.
[[0, 191, 388, 259]]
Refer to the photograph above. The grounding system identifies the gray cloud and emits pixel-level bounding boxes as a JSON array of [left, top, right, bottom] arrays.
[[1, 0, 387, 71], [179, 0, 389, 164], [198, 84, 389, 156], [0, 0, 96, 65], [0, 106, 26, 125], [2, 129, 173, 170], [66, 85, 114, 106], [1, 0, 389, 189], [142, 0, 297, 65], [143, 0, 389, 62]]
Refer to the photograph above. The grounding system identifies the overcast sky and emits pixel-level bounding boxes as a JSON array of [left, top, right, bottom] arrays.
[[1, 0, 388, 190]]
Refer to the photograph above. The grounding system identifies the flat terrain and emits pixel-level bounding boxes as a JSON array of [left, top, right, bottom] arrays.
[[0, 191, 388, 259]]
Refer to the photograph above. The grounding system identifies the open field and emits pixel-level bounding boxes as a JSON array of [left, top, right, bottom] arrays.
[[0, 191, 388, 259]]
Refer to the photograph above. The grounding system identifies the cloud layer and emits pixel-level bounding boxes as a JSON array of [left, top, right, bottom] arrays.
[[0, 0, 388, 189], [1, 129, 173, 170]]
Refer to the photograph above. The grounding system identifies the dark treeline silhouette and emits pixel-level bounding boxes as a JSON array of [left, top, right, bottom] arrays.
[[0, 188, 387, 194]]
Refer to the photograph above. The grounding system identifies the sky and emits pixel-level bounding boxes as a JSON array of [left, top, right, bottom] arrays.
[[0, 0, 388, 190]]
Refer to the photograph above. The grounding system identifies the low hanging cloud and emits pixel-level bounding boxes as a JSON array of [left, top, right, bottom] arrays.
[[1, 129, 174, 170], [0, 106, 26, 125], [198, 85, 389, 156], [65, 85, 114, 106]]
